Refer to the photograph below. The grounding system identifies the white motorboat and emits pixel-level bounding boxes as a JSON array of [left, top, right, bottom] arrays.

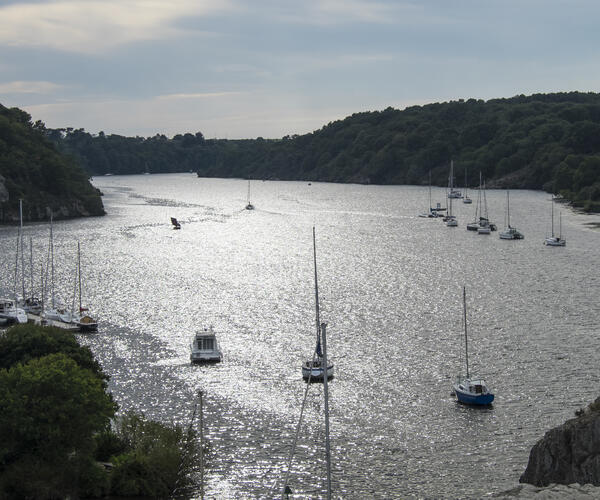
[[0, 298, 28, 325], [302, 227, 334, 382], [190, 326, 223, 363], [544, 197, 566, 246]]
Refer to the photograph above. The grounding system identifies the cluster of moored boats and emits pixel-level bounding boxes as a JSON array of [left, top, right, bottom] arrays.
[[420, 162, 567, 246], [0, 202, 98, 332]]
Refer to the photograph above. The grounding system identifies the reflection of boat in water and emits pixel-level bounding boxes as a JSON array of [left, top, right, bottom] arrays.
[[453, 286, 494, 406], [190, 326, 223, 363], [171, 217, 181, 229], [302, 227, 334, 382]]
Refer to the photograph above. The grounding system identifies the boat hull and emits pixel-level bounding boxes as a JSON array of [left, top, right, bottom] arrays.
[[454, 388, 494, 405], [190, 351, 222, 363], [544, 237, 566, 246], [302, 364, 334, 381]]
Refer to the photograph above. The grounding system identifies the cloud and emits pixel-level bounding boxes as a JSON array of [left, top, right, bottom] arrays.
[[0, 0, 233, 54], [0, 80, 68, 94]]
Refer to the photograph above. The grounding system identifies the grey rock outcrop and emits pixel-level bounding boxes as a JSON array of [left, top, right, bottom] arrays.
[[520, 397, 600, 487]]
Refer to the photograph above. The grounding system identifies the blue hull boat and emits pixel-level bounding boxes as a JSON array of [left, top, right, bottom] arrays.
[[454, 380, 494, 405], [453, 287, 495, 407]]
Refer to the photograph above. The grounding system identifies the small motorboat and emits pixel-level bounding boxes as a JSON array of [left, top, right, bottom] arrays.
[[190, 326, 223, 363], [171, 217, 181, 229]]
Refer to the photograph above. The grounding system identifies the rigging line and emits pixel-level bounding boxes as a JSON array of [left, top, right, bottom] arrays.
[[276, 346, 319, 498]]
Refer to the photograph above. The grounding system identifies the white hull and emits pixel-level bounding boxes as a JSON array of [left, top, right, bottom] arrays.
[[190, 327, 222, 363], [302, 363, 334, 380], [544, 237, 566, 246], [0, 298, 28, 324], [500, 228, 524, 240]]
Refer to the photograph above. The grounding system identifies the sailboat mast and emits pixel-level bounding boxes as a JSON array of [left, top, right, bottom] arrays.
[[19, 199, 25, 299], [506, 190, 510, 227], [428, 171, 432, 209], [78, 242, 82, 312], [50, 213, 55, 308], [463, 286, 470, 379], [30, 238, 34, 300], [551, 197, 555, 237], [313, 227, 321, 344], [321, 322, 332, 500]]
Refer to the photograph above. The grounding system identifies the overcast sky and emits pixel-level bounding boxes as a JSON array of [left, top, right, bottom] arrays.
[[1, 0, 598, 139]]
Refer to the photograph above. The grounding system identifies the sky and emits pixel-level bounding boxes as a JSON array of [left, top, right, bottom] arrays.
[[1, 0, 599, 139]]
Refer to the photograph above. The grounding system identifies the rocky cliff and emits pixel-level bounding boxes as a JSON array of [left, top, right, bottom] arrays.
[[520, 398, 600, 487]]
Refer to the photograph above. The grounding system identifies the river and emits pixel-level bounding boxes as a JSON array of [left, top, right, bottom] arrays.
[[1, 173, 599, 499]]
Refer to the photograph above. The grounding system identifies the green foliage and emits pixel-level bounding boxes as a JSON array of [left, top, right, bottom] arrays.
[[0, 352, 117, 498], [0, 323, 107, 381], [108, 411, 199, 497], [0, 103, 105, 222], [43, 92, 600, 210]]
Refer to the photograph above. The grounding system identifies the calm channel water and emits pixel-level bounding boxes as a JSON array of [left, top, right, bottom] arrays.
[[1, 174, 599, 499]]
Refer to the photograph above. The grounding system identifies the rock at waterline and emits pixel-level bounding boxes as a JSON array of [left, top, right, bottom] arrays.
[[519, 397, 600, 488]]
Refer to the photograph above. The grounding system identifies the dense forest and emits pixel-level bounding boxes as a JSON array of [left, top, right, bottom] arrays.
[[0, 104, 105, 222], [49, 92, 600, 212]]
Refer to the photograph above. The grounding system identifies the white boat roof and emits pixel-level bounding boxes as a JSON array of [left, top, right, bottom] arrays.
[[195, 326, 216, 337]]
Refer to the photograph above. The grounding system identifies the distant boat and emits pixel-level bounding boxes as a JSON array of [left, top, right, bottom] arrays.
[[444, 161, 458, 226], [302, 227, 334, 381], [477, 179, 496, 234], [245, 180, 255, 210], [190, 326, 223, 363], [544, 197, 566, 246], [171, 217, 181, 229], [463, 168, 472, 204], [453, 287, 494, 406], [73, 242, 98, 332], [447, 162, 462, 199], [499, 190, 524, 240], [419, 171, 443, 218]]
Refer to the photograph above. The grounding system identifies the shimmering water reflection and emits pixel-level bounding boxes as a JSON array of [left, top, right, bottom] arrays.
[[1, 174, 599, 499]]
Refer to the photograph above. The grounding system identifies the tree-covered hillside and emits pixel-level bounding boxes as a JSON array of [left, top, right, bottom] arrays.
[[52, 92, 600, 211], [0, 105, 104, 223]]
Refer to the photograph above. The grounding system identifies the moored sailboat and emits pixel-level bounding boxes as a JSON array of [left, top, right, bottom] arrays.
[[499, 190, 524, 240], [453, 286, 494, 406], [544, 197, 566, 246], [302, 227, 334, 381]]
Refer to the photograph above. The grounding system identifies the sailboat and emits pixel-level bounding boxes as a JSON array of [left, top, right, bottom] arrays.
[[499, 190, 524, 240], [444, 161, 458, 226], [302, 227, 334, 381], [245, 179, 254, 210], [42, 214, 73, 324], [453, 287, 494, 406], [72, 242, 98, 332], [16, 201, 42, 314], [463, 168, 472, 204], [0, 214, 27, 325], [447, 161, 462, 199], [477, 179, 496, 234], [419, 171, 443, 218], [544, 197, 566, 246]]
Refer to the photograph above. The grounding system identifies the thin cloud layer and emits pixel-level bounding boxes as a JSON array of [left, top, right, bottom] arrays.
[[0, 0, 232, 54]]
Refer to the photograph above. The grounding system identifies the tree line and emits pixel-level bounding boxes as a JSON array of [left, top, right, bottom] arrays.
[[48, 92, 600, 212], [0, 104, 105, 222]]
